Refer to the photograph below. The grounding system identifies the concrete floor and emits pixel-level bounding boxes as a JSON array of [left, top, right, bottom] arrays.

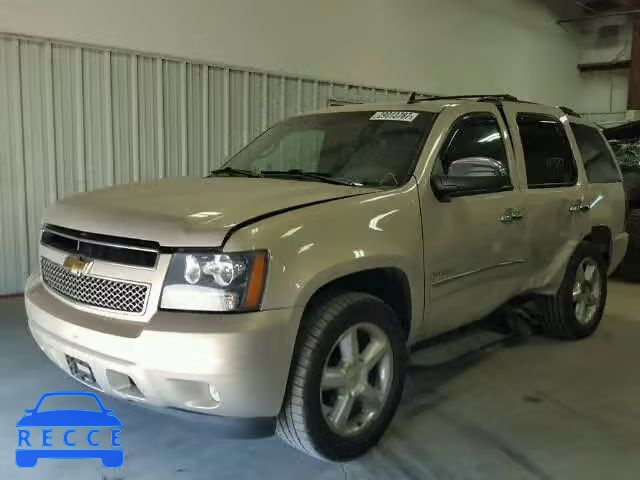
[[2, 280, 640, 479]]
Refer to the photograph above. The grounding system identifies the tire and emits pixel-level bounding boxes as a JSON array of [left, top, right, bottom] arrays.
[[539, 242, 607, 340], [276, 291, 407, 461], [617, 209, 640, 281]]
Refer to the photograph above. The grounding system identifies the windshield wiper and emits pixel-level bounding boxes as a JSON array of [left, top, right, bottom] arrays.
[[259, 169, 361, 186], [208, 167, 261, 178]]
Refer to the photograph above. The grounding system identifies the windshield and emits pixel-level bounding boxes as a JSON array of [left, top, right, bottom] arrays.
[[223, 111, 436, 188]]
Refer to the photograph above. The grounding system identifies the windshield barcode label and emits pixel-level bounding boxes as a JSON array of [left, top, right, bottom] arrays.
[[370, 111, 419, 122]]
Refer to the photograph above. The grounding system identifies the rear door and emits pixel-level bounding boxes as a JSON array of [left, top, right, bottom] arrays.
[[567, 119, 626, 272], [501, 103, 591, 290]]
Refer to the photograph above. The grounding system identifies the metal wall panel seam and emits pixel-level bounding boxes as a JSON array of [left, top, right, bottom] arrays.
[[19, 41, 36, 273], [297, 78, 302, 114], [74, 46, 85, 192], [313, 80, 319, 109], [130, 54, 140, 182], [261, 73, 268, 130], [9, 38, 30, 285], [280, 75, 286, 120], [103, 50, 115, 186], [2, 39, 19, 290], [180, 61, 187, 176], [0, 40, 9, 289], [155, 57, 164, 178], [43, 41, 58, 203], [223, 67, 230, 158], [201, 64, 209, 175], [1, 40, 13, 289], [138, 57, 148, 181], [242, 71, 249, 145]]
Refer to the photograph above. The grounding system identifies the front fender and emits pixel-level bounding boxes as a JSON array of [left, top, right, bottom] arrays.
[[224, 181, 424, 337]]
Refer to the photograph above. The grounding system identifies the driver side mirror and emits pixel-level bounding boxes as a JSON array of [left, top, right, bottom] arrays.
[[447, 156, 507, 177], [431, 157, 510, 201]]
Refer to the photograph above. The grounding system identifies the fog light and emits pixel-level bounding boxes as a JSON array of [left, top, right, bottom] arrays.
[[209, 385, 221, 404]]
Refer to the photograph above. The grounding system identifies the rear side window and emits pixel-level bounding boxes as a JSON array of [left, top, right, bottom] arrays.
[[570, 123, 621, 183], [517, 113, 577, 188]]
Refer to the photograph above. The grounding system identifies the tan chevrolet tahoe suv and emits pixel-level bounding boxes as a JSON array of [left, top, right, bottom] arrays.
[[25, 94, 628, 461]]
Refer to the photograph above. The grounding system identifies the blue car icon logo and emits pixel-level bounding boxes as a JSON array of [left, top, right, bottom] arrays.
[[16, 391, 123, 468]]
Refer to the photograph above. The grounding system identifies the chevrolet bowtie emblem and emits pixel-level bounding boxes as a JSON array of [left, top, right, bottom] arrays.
[[63, 255, 93, 275]]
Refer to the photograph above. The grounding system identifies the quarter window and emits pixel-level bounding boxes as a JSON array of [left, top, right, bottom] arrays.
[[570, 123, 621, 183], [517, 113, 577, 188], [435, 113, 509, 178]]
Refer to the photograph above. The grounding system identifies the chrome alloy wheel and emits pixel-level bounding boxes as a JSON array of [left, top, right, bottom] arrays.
[[320, 322, 393, 437], [573, 257, 602, 326]]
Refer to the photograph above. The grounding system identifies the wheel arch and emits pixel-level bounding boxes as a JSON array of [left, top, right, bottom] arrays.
[[300, 267, 413, 341], [532, 227, 612, 296], [584, 225, 612, 267]]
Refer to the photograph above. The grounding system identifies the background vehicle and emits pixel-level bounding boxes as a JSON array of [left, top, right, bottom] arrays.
[[25, 94, 627, 461], [605, 121, 640, 280]]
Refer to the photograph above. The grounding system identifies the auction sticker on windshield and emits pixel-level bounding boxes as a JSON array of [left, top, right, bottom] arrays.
[[370, 111, 419, 122]]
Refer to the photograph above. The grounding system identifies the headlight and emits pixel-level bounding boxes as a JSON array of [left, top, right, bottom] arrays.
[[160, 251, 268, 312]]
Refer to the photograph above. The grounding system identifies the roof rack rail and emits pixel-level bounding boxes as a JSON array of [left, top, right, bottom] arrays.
[[406, 92, 579, 116], [407, 93, 521, 104], [558, 106, 581, 117], [327, 97, 364, 107]]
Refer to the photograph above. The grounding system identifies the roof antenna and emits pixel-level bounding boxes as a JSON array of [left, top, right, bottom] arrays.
[[407, 92, 417, 104]]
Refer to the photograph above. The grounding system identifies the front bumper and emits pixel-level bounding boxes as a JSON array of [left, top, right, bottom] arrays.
[[24, 274, 302, 434]]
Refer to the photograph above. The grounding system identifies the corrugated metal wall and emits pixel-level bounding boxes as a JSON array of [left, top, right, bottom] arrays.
[[0, 33, 415, 294]]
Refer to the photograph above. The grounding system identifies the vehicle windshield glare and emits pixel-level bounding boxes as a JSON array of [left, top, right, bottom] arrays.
[[222, 111, 436, 188]]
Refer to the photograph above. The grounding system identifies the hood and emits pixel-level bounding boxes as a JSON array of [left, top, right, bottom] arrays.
[[45, 177, 376, 247]]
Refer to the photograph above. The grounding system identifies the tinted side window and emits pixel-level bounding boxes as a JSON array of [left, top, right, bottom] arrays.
[[437, 113, 509, 177], [570, 123, 621, 183], [517, 113, 577, 188]]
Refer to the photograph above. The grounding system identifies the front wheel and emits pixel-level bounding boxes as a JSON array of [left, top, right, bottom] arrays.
[[539, 241, 607, 340], [276, 292, 407, 461]]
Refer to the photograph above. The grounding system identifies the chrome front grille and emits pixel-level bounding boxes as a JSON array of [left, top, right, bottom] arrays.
[[41, 225, 159, 268], [41, 257, 149, 314]]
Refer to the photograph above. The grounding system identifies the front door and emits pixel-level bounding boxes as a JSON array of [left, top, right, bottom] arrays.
[[420, 105, 527, 338]]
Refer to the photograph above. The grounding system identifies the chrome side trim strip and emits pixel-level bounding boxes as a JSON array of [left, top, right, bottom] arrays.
[[432, 259, 527, 286]]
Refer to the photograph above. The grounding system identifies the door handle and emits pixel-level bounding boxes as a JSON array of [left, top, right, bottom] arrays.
[[569, 201, 591, 213], [500, 208, 524, 224]]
